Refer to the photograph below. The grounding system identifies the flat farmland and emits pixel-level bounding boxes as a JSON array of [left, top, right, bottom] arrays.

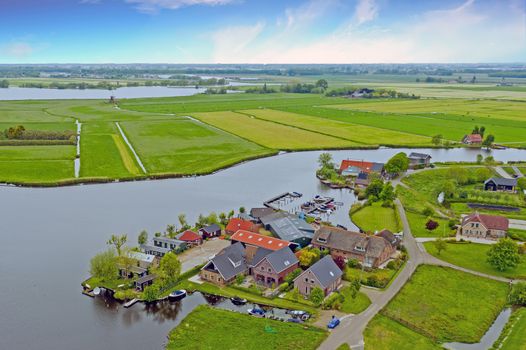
[[120, 118, 274, 174], [242, 109, 430, 146], [192, 111, 356, 150]]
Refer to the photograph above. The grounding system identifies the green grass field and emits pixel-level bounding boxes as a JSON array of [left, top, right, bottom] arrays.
[[120, 118, 273, 174], [406, 212, 455, 238], [382, 265, 508, 343], [166, 305, 327, 350], [364, 315, 442, 350], [496, 307, 526, 350], [351, 202, 401, 233], [424, 241, 526, 279], [339, 287, 371, 314]]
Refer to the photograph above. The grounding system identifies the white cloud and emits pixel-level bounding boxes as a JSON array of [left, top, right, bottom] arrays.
[[280, 0, 337, 31], [2, 42, 34, 58], [353, 0, 379, 25], [211, 22, 265, 62], [126, 0, 235, 13]]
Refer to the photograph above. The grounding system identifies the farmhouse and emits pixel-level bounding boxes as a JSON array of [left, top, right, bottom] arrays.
[[260, 211, 315, 247], [460, 212, 509, 239], [484, 177, 517, 193], [312, 226, 396, 268], [375, 229, 401, 248], [199, 223, 221, 238], [294, 255, 342, 297], [225, 218, 260, 235], [230, 230, 297, 263], [118, 264, 147, 279], [408, 152, 432, 169], [462, 134, 483, 145], [339, 159, 384, 177], [177, 230, 203, 246], [251, 247, 299, 287], [200, 242, 248, 286]]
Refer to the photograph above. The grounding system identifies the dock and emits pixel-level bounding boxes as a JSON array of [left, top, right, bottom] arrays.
[[264, 192, 302, 210], [123, 298, 140, 308]]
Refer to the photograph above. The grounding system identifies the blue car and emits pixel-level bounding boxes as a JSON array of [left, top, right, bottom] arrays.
[[327, 316, 340, 329]]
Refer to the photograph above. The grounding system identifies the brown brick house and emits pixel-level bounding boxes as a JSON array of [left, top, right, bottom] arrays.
[[200, 242, 248, 286], [294, 255, 342, 297], [312, 226, 396, 268], [460, 212, 509, 239], [252, 247, 299, 287]]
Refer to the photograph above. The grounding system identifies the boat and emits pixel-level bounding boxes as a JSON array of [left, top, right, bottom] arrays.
[[291, 192, 303, 197], [287, 318, 301, 323], [287, 310, 310, 319], [168, 289, 187, 301], [337, 224, 348, 230], [248, 308, 266, 317], [93, 287, 101, 296], [230, 296, 248, 305]]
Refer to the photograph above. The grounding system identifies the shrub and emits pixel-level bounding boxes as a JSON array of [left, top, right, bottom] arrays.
[[322, 292, 344, 310], [235, 274, 244, 285], [309, 287, 325, 306], [422, 207, 434, 217], [346, 258, 360, 268], [278, 282, 289, 292], [509, 282, 526, 306], [284, 268, 303, 285]]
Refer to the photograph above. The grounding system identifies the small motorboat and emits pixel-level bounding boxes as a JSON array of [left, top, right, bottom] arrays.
[[168, 289, 187, 301], [248, 308, 266, 317], [230, 296, 248, 305], [287, 318, 301, 323], [291, 192, 303, 197], [287, 310, 309, 317], [93, 287, 101, 296]]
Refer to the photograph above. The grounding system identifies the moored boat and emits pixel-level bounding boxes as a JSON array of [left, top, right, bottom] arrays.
[[168, 289, 187, 301], [248, 307, 266, 317], [230, 296, 248, 305]]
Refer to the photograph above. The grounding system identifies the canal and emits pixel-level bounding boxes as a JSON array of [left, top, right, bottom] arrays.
[[0, 148, 525, 349]]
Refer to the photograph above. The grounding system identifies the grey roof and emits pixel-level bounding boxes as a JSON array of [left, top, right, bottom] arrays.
[[370, 162, 385, 172], [302, 255, 342, 288], [258, 247, 299, 273], [238, 213, 252, 221], [200, 223, 221, 234], [408, 152, 431, 160], [261, 212, 314, 242], [153, 236, 186, 245], [141, 244, 171, 254], [136, 274, 157, 285], [205, 242, 247, 280], [250, 207, 276, 219], [485, 177, 517, 187], [249, 247, 274, 266], [376, 229, 399, 246]]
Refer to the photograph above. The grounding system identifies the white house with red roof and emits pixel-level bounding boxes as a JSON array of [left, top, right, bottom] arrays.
[[462, 134, 483, 145], [459, 212, 509, 239]]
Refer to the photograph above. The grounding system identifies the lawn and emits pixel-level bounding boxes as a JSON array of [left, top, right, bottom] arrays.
[[495, 307, 526, 350], [382, 265, 509, 343], [344, 266, 398, 289], [364, 315, 442, 350], [351, 202, 401, 233], [339, 287, 371, 314], [423, 241, 526, 279], [241, 108, 430, 146], [406, 212, 456, 238], [120, 118, 274, 175], [0, 159, 74, 184], [509, 228, 526, 241], [192, 111, 356, 150], [166, 305, 328, 350]]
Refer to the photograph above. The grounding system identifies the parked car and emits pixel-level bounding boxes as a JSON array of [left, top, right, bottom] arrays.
[[327, 316, 340, 329]]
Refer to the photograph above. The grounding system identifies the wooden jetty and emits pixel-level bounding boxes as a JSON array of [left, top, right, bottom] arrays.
[[123, 298, 139, 308], [264, 192, 300, 210]]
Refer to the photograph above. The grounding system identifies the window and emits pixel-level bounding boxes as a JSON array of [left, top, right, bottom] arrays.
[[268, 268, 272, 272], [305, 277, 308, 282]]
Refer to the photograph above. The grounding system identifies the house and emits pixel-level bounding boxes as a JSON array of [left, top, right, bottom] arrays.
[[230, 230, 298, 264], [460, 212, 509, 239], [462, 134, 483, 145], [250, 207, 276, 223], [153, 236, 187, 252], [141, 244, 172, 257], [135, 274, 156, 292], [200, 242, 248, 285], [294, 256, 342, 297], [339, 159, 384, 177], [252, 247, 299, 287], [355, 171, 370, 187], [225, 218, 260, 235], [408, 152, 432, 169], [177, 230, 203, 246], [260, 211, 315, 247], [375, 229, 401, 248], [128, 251, 158, 269], [484, 177, 517, 193], [118, 264, 147, 279], [199, 223, 221, 239], [312, 226, 396, 268]]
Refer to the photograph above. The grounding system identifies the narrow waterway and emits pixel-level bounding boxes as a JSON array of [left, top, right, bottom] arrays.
[[0, 147, 525, 349]]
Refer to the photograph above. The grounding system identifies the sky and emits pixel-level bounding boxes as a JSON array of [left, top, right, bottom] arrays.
[[0, 0, 525, 64]]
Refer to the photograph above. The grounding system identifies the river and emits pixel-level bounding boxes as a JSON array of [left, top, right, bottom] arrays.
[[0, 148, 525, 349]]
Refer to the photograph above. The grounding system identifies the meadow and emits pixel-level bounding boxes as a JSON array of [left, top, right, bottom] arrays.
[[351, 202, 401, 233], [381, 265, 508, 343]]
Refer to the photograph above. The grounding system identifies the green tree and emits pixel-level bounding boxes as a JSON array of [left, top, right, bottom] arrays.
[[228, 210, 235, 219], [433, 238, 447, 255], [178, 214, 189, 230], [142, 284, 160, 302], [476, 154, 483, 164], [138, 230, 148, 245], [487, 238, 521, 271], [219, 212, 227, 225], [0, 80, 9, 88], [290, 287, 300, 301], [298, 248, 321, 268], [159, 252, 182, 283], [239, 206, 246, 214], [107, 234, 127, 256], [518, 178, 526, 191], [379, 183, 395, 201], [166, 224, 176, 238], [385, 152, 409, 174], [431, 134, 443, 145], [309, 287, 325, 306], [196, 214, 208, 229], [365, 179, 384, 199], [482, 134, 495, 148], [318, 152, 333, 169], [207, 212, 219, 224], [315, 79, 328, 91], [442, 180, 457, 199], [284, 268, 303, 285], [90, 249, 118, 280], [509, 282, 526, 306], [235, 274, 244, 285]]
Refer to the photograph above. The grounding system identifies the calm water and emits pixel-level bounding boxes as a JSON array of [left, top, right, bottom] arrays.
[[1, 148, 525, 349], [0, 86, 207, 100]]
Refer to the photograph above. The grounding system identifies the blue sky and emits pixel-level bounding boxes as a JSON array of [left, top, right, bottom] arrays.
[[0, 0, 525, 63]]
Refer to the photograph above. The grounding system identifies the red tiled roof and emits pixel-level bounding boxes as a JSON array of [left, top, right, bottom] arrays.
[[339, 160, 375, 173], [462, 213, 509, 231], [465, 134, 483, 143], [179, 230, 202, 242], [231, 230, 291, 251], [226, 218, 256, 233]]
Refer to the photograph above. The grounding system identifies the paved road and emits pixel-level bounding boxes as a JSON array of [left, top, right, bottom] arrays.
[[178, 238, 229, 273], [319, 199, 424, 350], [509, 218, 526, 230]]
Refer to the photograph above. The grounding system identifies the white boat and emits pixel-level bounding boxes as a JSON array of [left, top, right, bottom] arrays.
[[168, 289, 187, 301]]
